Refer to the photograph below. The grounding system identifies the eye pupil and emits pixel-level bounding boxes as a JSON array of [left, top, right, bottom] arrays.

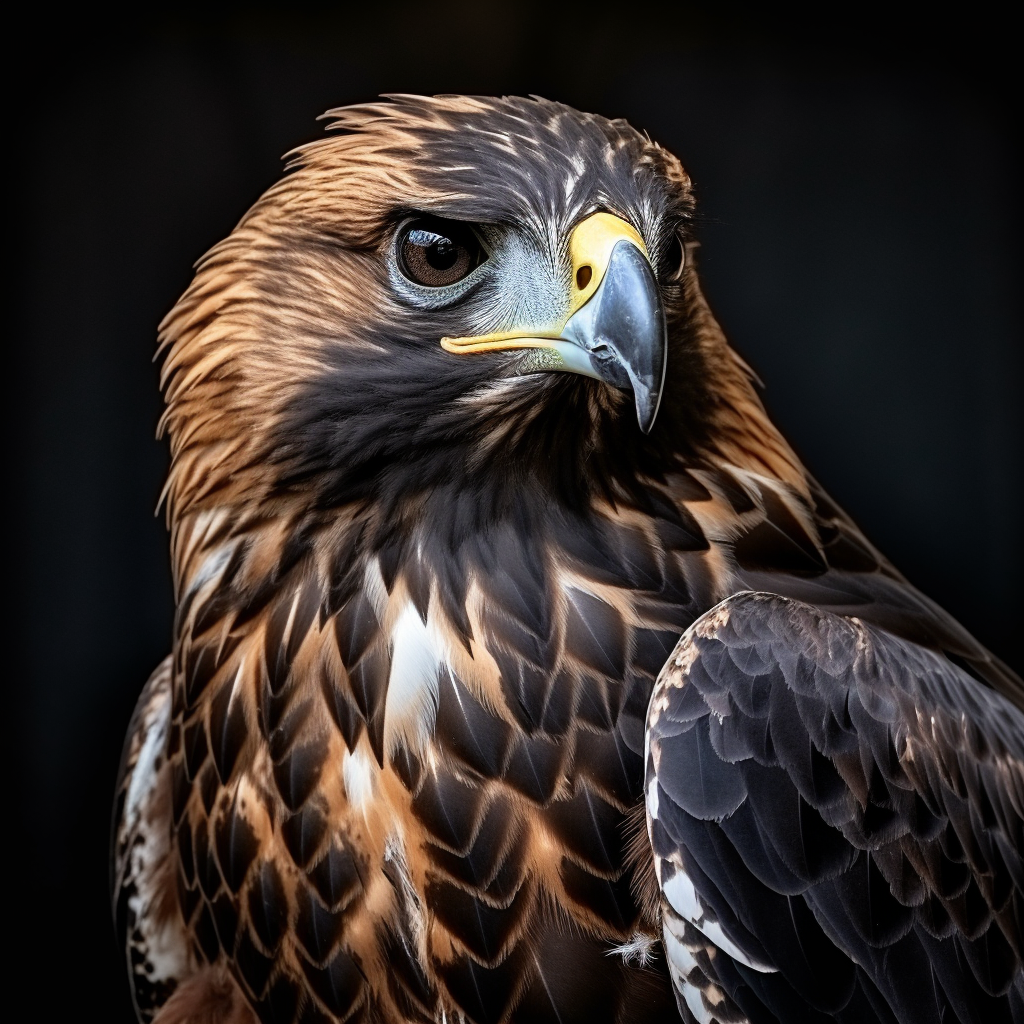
[[427, 237, 457, 270], [399, 218, 484, 287]]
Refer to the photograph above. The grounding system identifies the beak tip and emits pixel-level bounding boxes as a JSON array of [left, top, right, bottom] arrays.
[[630, 374, 662, 434], [635, 392, 660, 434]]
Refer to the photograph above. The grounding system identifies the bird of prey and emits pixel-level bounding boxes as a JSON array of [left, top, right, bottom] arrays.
[[111, 95, 1024, 1024]]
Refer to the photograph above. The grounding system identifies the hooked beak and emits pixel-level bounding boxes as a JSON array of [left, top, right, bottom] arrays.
[[441, 212, 668, 433]]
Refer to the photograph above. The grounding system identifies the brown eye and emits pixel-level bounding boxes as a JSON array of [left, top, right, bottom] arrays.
[[398, 217, 485, 287]]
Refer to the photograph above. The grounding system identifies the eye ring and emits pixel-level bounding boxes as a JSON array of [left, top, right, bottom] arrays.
[[396, 216, 487, 288], [663, 232, 685, 281]]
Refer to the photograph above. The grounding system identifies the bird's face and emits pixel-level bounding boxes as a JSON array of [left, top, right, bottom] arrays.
[[159, 96, 707, 526], [398, 207, 668, 432]]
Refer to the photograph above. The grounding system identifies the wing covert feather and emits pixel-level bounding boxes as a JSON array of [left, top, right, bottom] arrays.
[[645, 592, 1024, 1024]]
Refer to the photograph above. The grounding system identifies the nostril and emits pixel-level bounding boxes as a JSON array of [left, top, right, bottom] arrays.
[[576, 265, 592, 290]]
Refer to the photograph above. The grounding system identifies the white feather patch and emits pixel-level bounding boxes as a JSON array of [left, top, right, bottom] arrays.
[[384, 831, 427, 951], [181, 541, 235, 608], [125, 703, 168, 825], [342, 748, 376, 809], [364, 558, 389, 620], [663, 868, 702, 922], [608, 931, 657, 967], [384, 603, 446, 756], [663, 864, 775, 974], [662, 922, 698, 978], [700, 918, 775, 972], [646, 778, 660, 821], [682, 983, 715, 1024], [120, 672, 190, 990]]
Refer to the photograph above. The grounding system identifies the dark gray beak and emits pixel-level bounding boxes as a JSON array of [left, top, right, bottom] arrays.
[[561, 239, 668, 433]]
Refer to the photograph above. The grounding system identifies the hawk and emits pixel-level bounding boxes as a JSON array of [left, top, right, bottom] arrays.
[[111, 95, 1024, 1024]]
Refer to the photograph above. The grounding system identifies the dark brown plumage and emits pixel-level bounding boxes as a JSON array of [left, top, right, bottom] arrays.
[[112, 95, 1024, 1024]]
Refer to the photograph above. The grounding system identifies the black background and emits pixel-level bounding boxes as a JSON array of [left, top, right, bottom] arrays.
[[12, 5, 1020, 1017]]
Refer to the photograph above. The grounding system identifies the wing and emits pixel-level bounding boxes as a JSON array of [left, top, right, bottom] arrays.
[[732, 474, 1023, 706], [644, 591, 1024, 1024], [112, 657, 191, 1021]]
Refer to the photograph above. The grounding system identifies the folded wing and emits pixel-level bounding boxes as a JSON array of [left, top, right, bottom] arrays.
[[645, 591, 1024, 1024]]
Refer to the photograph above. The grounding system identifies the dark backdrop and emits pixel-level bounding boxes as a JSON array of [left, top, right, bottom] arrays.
[[12, 6, 1020, 1017]]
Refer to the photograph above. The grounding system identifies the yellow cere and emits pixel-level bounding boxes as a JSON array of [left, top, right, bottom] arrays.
[[566, 212, 648, 320], [441, 212, 648, 355]]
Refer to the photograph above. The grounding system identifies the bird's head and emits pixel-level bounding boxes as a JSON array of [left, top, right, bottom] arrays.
[[159, 95, 782, 575]]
